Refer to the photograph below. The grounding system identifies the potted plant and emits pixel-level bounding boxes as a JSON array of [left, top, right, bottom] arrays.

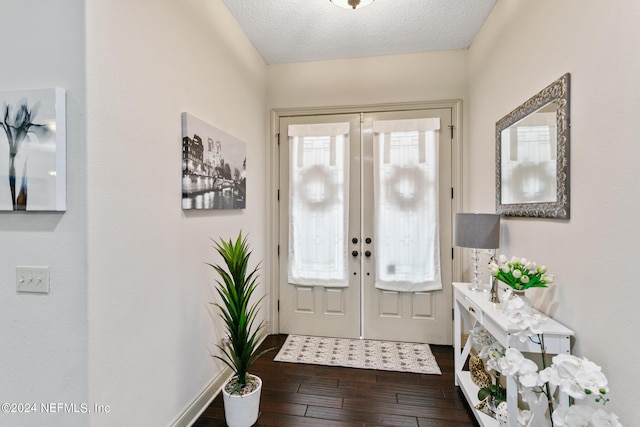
[[208, 232, 272, 427]]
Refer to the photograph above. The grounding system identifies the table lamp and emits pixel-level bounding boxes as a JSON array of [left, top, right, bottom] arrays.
[[454, 213, 501, 292]]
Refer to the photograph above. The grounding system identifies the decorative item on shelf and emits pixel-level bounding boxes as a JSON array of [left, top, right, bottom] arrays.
[[207, 232, 274, 427], [488, 254, 555, 293], [330, 0, 374, 10], [470, 355, 492, 389], [489, 277, 502, 304], [469, 327, 514, 423], [454, 213, 501, 292]]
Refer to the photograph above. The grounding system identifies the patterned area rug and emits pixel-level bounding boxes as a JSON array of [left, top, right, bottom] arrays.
[[274, 335, 442, 375]]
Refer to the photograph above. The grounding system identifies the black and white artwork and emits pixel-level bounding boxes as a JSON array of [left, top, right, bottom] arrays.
[[181, 112, 246, 210], [0, 88, 66, 211]]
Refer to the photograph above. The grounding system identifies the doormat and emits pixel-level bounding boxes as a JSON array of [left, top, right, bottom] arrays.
[[274, 335, 442, 375]]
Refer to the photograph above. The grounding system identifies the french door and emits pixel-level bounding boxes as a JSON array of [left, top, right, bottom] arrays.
[[277, 107, 454, 344]]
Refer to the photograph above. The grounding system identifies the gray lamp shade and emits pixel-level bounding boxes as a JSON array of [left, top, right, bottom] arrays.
[[454, 213, 501, 249]]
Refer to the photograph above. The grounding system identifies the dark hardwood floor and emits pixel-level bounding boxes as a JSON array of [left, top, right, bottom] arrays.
[[193, 334, 479, 427]]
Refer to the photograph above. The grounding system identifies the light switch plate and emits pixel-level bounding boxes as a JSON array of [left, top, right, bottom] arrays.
[[16, 266, 50, 293]]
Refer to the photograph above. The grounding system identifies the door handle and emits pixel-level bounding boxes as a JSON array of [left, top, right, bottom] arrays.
[[352, 250, 359, 257]]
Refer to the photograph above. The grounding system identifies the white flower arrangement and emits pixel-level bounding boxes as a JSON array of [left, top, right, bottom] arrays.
[[539, 354, 609, 401], [492, 346, 621, 427], [489, 255, 555, 291], [469, 293, 623, 427]]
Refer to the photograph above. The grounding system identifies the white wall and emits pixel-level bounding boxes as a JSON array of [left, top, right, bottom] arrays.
[[467, 0, 640, 423], [85, 0, 267, 425], [268, 50, 467, 109], [0, 1, 88, 426]]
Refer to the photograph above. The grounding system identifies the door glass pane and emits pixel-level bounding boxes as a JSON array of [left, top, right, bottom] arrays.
[[372, 118, 442, 292], [287, 123, 350, 287]]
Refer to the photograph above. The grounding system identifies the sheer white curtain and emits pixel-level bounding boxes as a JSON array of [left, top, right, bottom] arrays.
[[288, 123, 350, 287], [372, 118, 442, 292]]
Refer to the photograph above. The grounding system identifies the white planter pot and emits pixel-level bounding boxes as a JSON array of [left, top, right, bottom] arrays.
[[222, 374, 262, 427]]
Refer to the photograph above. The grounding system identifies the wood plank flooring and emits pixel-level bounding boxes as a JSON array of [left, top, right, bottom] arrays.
[[193, 334, 479, 427]]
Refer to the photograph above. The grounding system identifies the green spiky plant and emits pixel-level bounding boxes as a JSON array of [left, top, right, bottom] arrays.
[[208, 232, 273, 395]]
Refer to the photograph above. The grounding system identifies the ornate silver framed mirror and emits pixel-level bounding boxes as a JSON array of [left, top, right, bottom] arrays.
[[496, 73, 570, 218]]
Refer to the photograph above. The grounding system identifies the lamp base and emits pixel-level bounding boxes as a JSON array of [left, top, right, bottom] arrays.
[[468, 282, 490, 292], [468, 248, 489, 292]]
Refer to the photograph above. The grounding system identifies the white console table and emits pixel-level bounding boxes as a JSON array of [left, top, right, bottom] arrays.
[[453, 282, 574, 427]]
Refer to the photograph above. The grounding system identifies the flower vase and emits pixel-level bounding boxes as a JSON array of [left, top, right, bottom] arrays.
[[521, 387, 551, 427], [511, 290, 533, 309]]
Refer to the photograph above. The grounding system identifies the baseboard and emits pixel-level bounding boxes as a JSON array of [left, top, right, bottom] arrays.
[[169, 331, 271, 427], [169, 366, 232, 427]]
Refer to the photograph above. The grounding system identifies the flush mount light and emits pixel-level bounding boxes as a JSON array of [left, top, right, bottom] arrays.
[[330, 0, 375, 10]]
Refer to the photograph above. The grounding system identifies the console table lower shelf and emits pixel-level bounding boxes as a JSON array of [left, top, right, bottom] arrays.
[[456, 370, 499, 426]]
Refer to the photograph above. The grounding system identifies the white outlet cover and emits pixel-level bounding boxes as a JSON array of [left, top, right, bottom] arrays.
[[16, 266, 50, 294]]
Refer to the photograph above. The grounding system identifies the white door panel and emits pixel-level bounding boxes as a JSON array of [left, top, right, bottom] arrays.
[[361, 109, 452, 344], [278, 107, 453, 344], [278, 114, 361, 339]]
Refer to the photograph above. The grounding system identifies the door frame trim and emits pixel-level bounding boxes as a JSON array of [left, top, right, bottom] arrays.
[[267, 100, 464, 335]]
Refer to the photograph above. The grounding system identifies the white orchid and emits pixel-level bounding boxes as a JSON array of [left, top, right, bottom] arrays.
[[591, 408, 623, 427], [491, 347, 542, 388], [552, 405, 622, 427], [470, 326, 621, 426], [502, 292, 547, 341], [483, 342, 506, 372], [517, 357, 542, 388], [496, 348, 527, 376], [540, 354, 609, 400], [552, 405, 595, 426]]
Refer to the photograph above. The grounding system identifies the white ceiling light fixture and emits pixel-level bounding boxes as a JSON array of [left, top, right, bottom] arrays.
[[330, 0, 375, 10]]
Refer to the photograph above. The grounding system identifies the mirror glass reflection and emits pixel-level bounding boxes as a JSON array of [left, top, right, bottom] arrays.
[[500, 101, 557, 204]]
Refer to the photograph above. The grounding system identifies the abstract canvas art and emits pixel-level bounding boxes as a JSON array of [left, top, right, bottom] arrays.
[[0, 88, 66, 211], [181, 112, 246, 210]]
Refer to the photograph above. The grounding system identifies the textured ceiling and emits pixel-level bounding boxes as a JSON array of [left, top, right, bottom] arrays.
[[221, 0, 497, 64]]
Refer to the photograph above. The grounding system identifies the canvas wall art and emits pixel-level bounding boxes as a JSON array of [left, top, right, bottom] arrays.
[[181, 112, 246, 210], [0, 88, 66, 211]]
